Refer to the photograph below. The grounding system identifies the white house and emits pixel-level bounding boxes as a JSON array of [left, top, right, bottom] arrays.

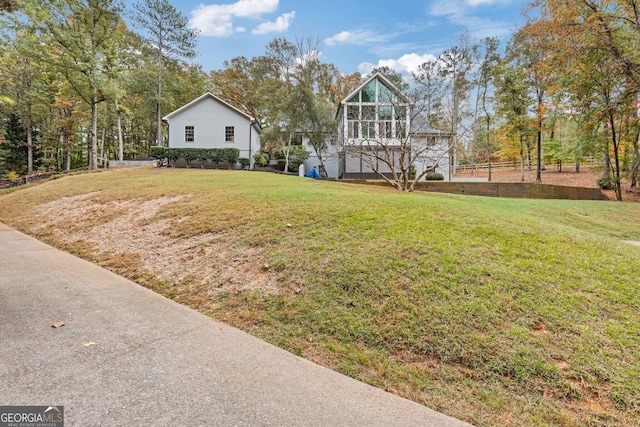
[[162, 93, 261, 168], [303, 72, 452, 180]]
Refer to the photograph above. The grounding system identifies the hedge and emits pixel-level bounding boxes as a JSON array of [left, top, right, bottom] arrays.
[[425, 172, 445, 181], [149, 147, 241, 168]]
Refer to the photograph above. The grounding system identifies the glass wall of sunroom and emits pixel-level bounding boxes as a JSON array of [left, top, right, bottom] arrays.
[[344, 78, 408, 141]]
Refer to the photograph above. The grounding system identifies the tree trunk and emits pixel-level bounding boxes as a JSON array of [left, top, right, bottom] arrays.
[[608, 113, 622, 201], [61, 134, 71, 171], [536, 125, 542, 182], [90, 93, 99, 170], [283, 142, 290, 173], [317, 155, 327, 177], [631, 128, 639, 189], [471, 81, 482, 177], [311, 141, 328, 177], [520, 134, 525, 182], [603, 150, 611, 179], [26, 104, 33, 174], [100, 102, 107, 167], [156, 50, 163, 147], [156, 99, 162, 147], [536, 89, 544, 182], [451, 86, 459, 179], [116, 99, 124, 161], [148, 122, 154, 154], [486, 117, 492, 182], [536, 119, 543, 180]]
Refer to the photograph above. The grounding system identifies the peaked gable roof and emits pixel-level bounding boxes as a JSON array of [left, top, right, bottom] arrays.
[[162, 92, 257, 124], [340, 72, 411, 106], [410, 114, 454, 136]]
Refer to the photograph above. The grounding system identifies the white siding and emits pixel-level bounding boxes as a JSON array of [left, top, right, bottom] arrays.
[[362, 158, 374, 173], [165, 96, 260, 167], [413, 136, 451, 181], [302, 137, 341, 178], [346, 155, 361, 173], [377, 152, 392, 173]]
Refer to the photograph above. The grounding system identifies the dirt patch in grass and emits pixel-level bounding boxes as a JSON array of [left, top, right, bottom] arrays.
[[31, 193, 280, 296], [3, 168, 639, 427]]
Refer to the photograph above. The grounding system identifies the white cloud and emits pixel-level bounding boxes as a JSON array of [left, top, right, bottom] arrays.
[[190, 0, 284, 37], [358, 53, 438, 77], [324, 30, 394, 46], [432, 0, 509, 9], [460, 16, 514, 38], [357, 62, 375, 75], [324, 31, 354, 46], [428, 1, 465, 18], [465, 0, 509, 5], [428, 0, 515, 40], [252, 11, 295, 35], [296, 50, 322, 66]]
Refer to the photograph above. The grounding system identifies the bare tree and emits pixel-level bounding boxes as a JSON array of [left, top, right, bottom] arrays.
[[412, 59, 446, 128], [477, 37, 501, 181], [439, 32, 478, 178], [337, 73, 453, 191]]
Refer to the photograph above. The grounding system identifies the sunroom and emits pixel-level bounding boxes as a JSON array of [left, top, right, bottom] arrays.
[[336, 72, 413, 179]]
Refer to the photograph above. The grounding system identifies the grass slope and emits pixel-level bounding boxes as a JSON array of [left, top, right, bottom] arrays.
[[1, 167, 639, 426]]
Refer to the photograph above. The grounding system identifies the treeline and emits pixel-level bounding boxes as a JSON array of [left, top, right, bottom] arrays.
[[0, 0, 361, 179], [0, 0, 206, 174], [1, 0, 639, 200], [414, 2, 640, 201], [496, 0, 640, 201]]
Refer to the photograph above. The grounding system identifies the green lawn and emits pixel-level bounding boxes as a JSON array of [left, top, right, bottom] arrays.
[[1, 167, 639, 426]]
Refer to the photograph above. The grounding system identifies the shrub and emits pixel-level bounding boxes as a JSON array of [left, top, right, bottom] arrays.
[[287, 157, 304, 172], [239, 157, 250, 169], [597, 176, 614, 189], [196, 149, 210, 168], [409, 165, 416, 180], [425, 172, 445, 181], [149, 146, 166, 160], [253, 152, 269, 167], [274, 146, 309, 172], [8, 171, 19, 181], [149, 147, 241, 169], [208, 148, 222, 167], [222, 147, 240, 169], [165, 149, 180, 168], [181, 148, 200, 168]]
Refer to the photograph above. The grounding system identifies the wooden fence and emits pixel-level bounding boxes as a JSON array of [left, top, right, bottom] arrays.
[[456, 157, 599, 173]]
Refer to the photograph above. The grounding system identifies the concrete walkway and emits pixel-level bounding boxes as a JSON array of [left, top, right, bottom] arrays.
[[0, 223, 473, 427]]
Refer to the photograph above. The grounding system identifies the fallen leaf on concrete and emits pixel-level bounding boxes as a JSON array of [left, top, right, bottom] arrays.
[[51, 322, 65, 328], [83, 342, 96, 347]]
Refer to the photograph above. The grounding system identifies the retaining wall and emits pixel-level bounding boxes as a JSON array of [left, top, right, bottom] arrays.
[[343, 180, 604, 200], [108, 160, 156, 168]]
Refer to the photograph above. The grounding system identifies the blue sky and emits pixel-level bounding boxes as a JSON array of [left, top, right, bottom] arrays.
[[131, 0, 528, 76]]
